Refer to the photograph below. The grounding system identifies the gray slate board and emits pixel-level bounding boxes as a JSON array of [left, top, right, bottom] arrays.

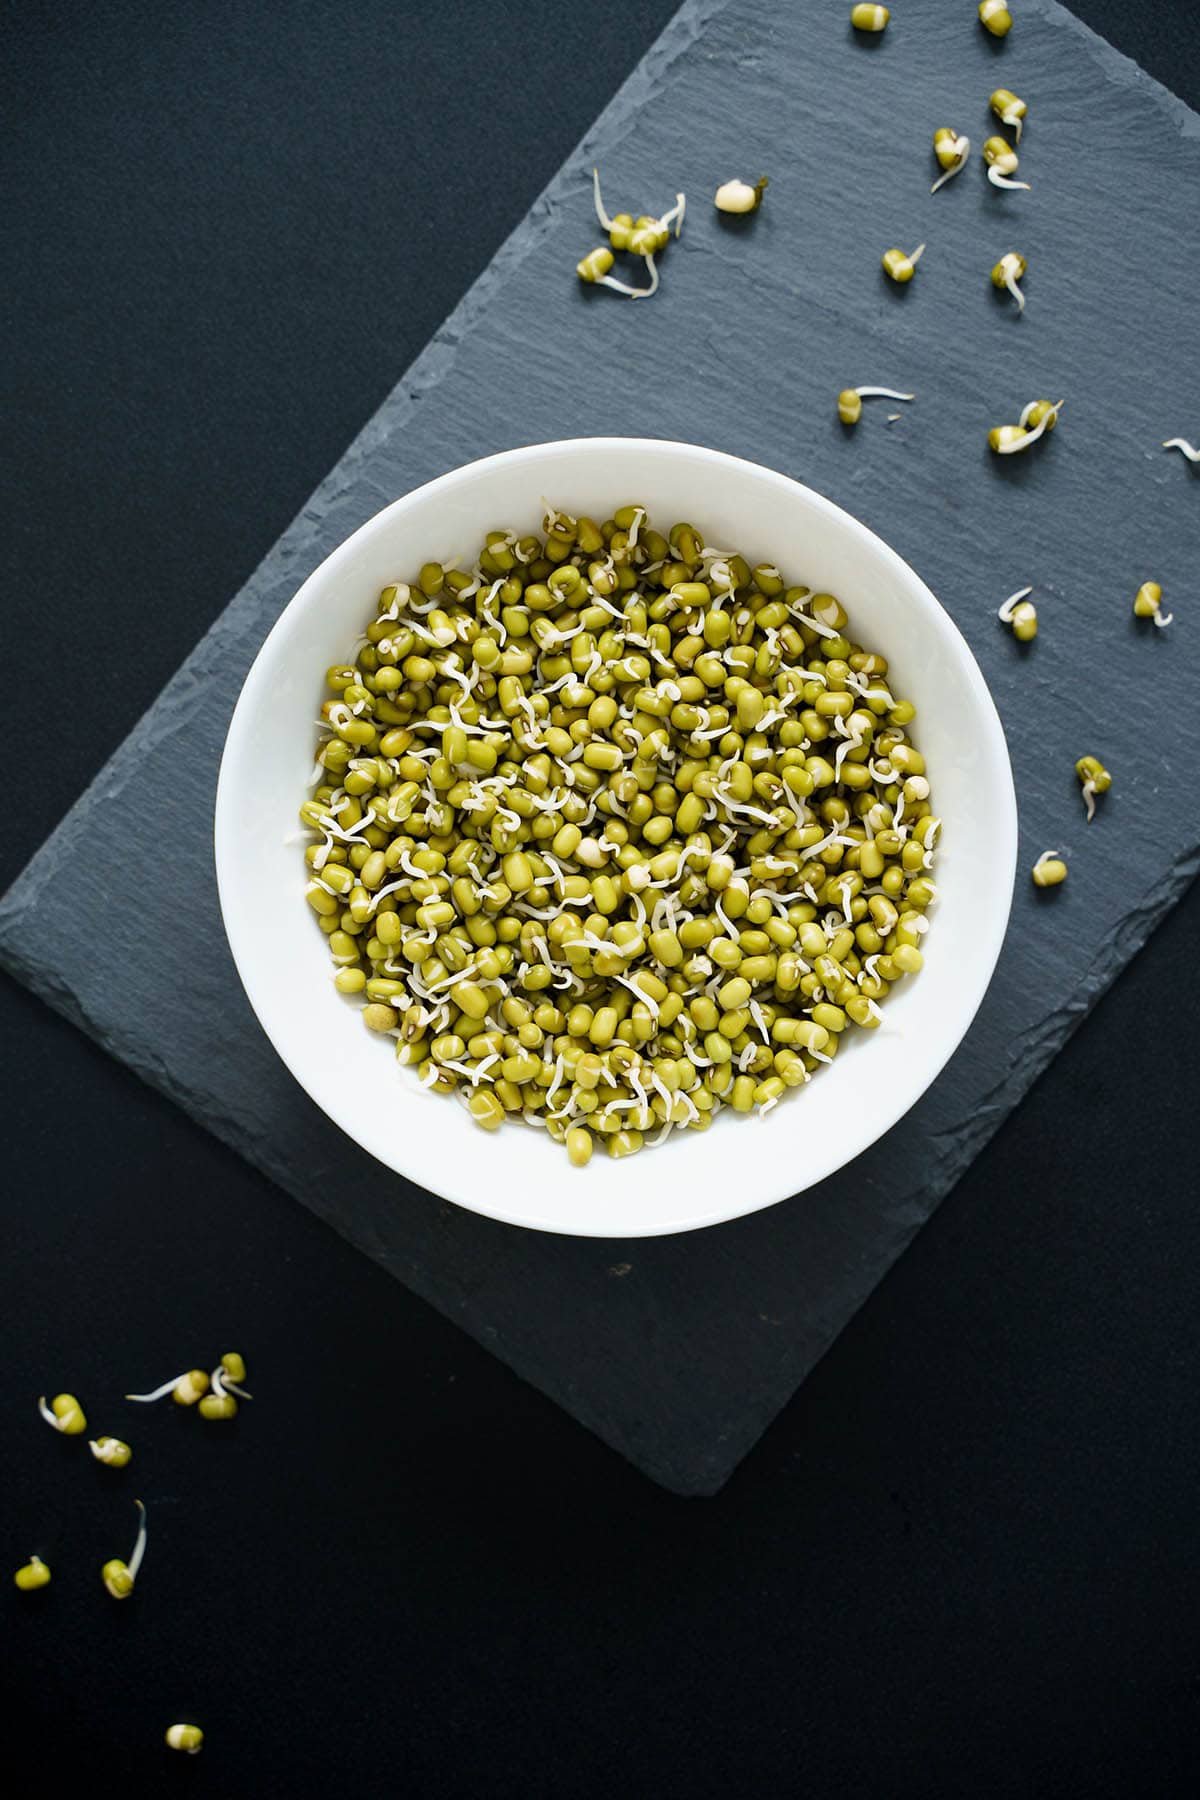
[[2, 0, 1198, 1495]]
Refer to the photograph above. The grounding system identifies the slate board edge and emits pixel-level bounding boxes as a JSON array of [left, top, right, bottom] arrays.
[[4, 842, 1195, 1497]]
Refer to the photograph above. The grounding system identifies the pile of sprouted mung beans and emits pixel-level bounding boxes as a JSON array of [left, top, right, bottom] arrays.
[[301, 509, 937, 1165]]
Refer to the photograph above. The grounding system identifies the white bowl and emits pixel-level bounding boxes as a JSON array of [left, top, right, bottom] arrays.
[[216, 438, 1017, 1238]]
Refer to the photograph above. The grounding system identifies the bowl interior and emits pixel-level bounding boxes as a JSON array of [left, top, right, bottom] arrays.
[[216, 439, 1016, 1237]]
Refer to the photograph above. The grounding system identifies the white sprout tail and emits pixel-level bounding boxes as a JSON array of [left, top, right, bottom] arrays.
[[591, 167, 614, 233], [125, 1373, 187, 1403], [1004, 264, 1026, 312], [600, 253, 659, 300], [997, 585, 1033, 621], [128, 1500, 148, 1581]]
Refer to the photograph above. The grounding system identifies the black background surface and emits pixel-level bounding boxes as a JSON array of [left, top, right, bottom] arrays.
[[4, 3, 1199, 1795]]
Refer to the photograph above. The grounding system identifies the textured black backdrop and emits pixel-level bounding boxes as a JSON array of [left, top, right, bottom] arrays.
[[4, 3, 1199, 1795]]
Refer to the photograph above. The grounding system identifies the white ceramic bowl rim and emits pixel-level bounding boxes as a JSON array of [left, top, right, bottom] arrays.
[[215, 438, 1017, 1238]]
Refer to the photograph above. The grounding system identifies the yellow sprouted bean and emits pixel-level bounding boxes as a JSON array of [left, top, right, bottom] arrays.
[[166, 1725, 204, 1755], [38, 1393, 86, 1435], [838, 385, 915, 425], [1031, 851, 1067, 888], [14, 1556, 51, 1591], [1133, 582, 1172, 629], [714, 177, 768, 214], [1075, 755, 1111, 824], [991, 252, 1027, 313], [931, 130, 970, 193], [997, 586, 1037, 641], [988, 400, 1063, 455], [102, 1500, 146, 1600], [990, 88, 1027, 141], [882, 243, 925, 284], [982, 136, 1028, 191], [89, 1436, 132, 1468]]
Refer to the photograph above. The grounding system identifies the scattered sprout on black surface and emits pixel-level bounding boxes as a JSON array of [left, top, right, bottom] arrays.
[[166, 1726, 205, 1755], [199, 1391, 238, 1420], [14, 1555, 51, 1591], [38, 1393, 86, 1435], [126, 1369, 210, 1406], [102, 1499, 146, 1599], [89, 1436, 132, 1468], [215, 1352, 252, 1398]]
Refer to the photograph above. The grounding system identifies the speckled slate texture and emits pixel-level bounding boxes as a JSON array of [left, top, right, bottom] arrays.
[[2, 0, 1197, 1494]]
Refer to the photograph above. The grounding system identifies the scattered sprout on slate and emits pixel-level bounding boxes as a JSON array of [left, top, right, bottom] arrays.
[[850, 4, 890, 30], [582, 168, 685, 300], [593, 168, 685, 246], [14, 1555, 51, 1591], [991, 251, 1027, 312], [166, 1726, 204, 1756], [1133, 581, 1172, 628], [1075, 756, 1111, 823], [837, 386, 915, 425], [39, 1393, 87, 1436], [979, 0, 1013, 37], [882, 243, 925, 283], [126, 1369, 210, 1406], [1031, 851, 1068, 887], [997, 586, 1037, 639], [1162, 438, 1200, 463], [931, 130, 970, 193], [302, 509, 940, 1161], [988, 398, 1063, 454], [982, 137, 1029, 190], [576, 246, 658, 300], [628, 213, 681, 257], [102, 1499, 146, 1600], [89, 1436, 132, 1468], [990, 87, 1027, 141], [714, 177, 768, 214]]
